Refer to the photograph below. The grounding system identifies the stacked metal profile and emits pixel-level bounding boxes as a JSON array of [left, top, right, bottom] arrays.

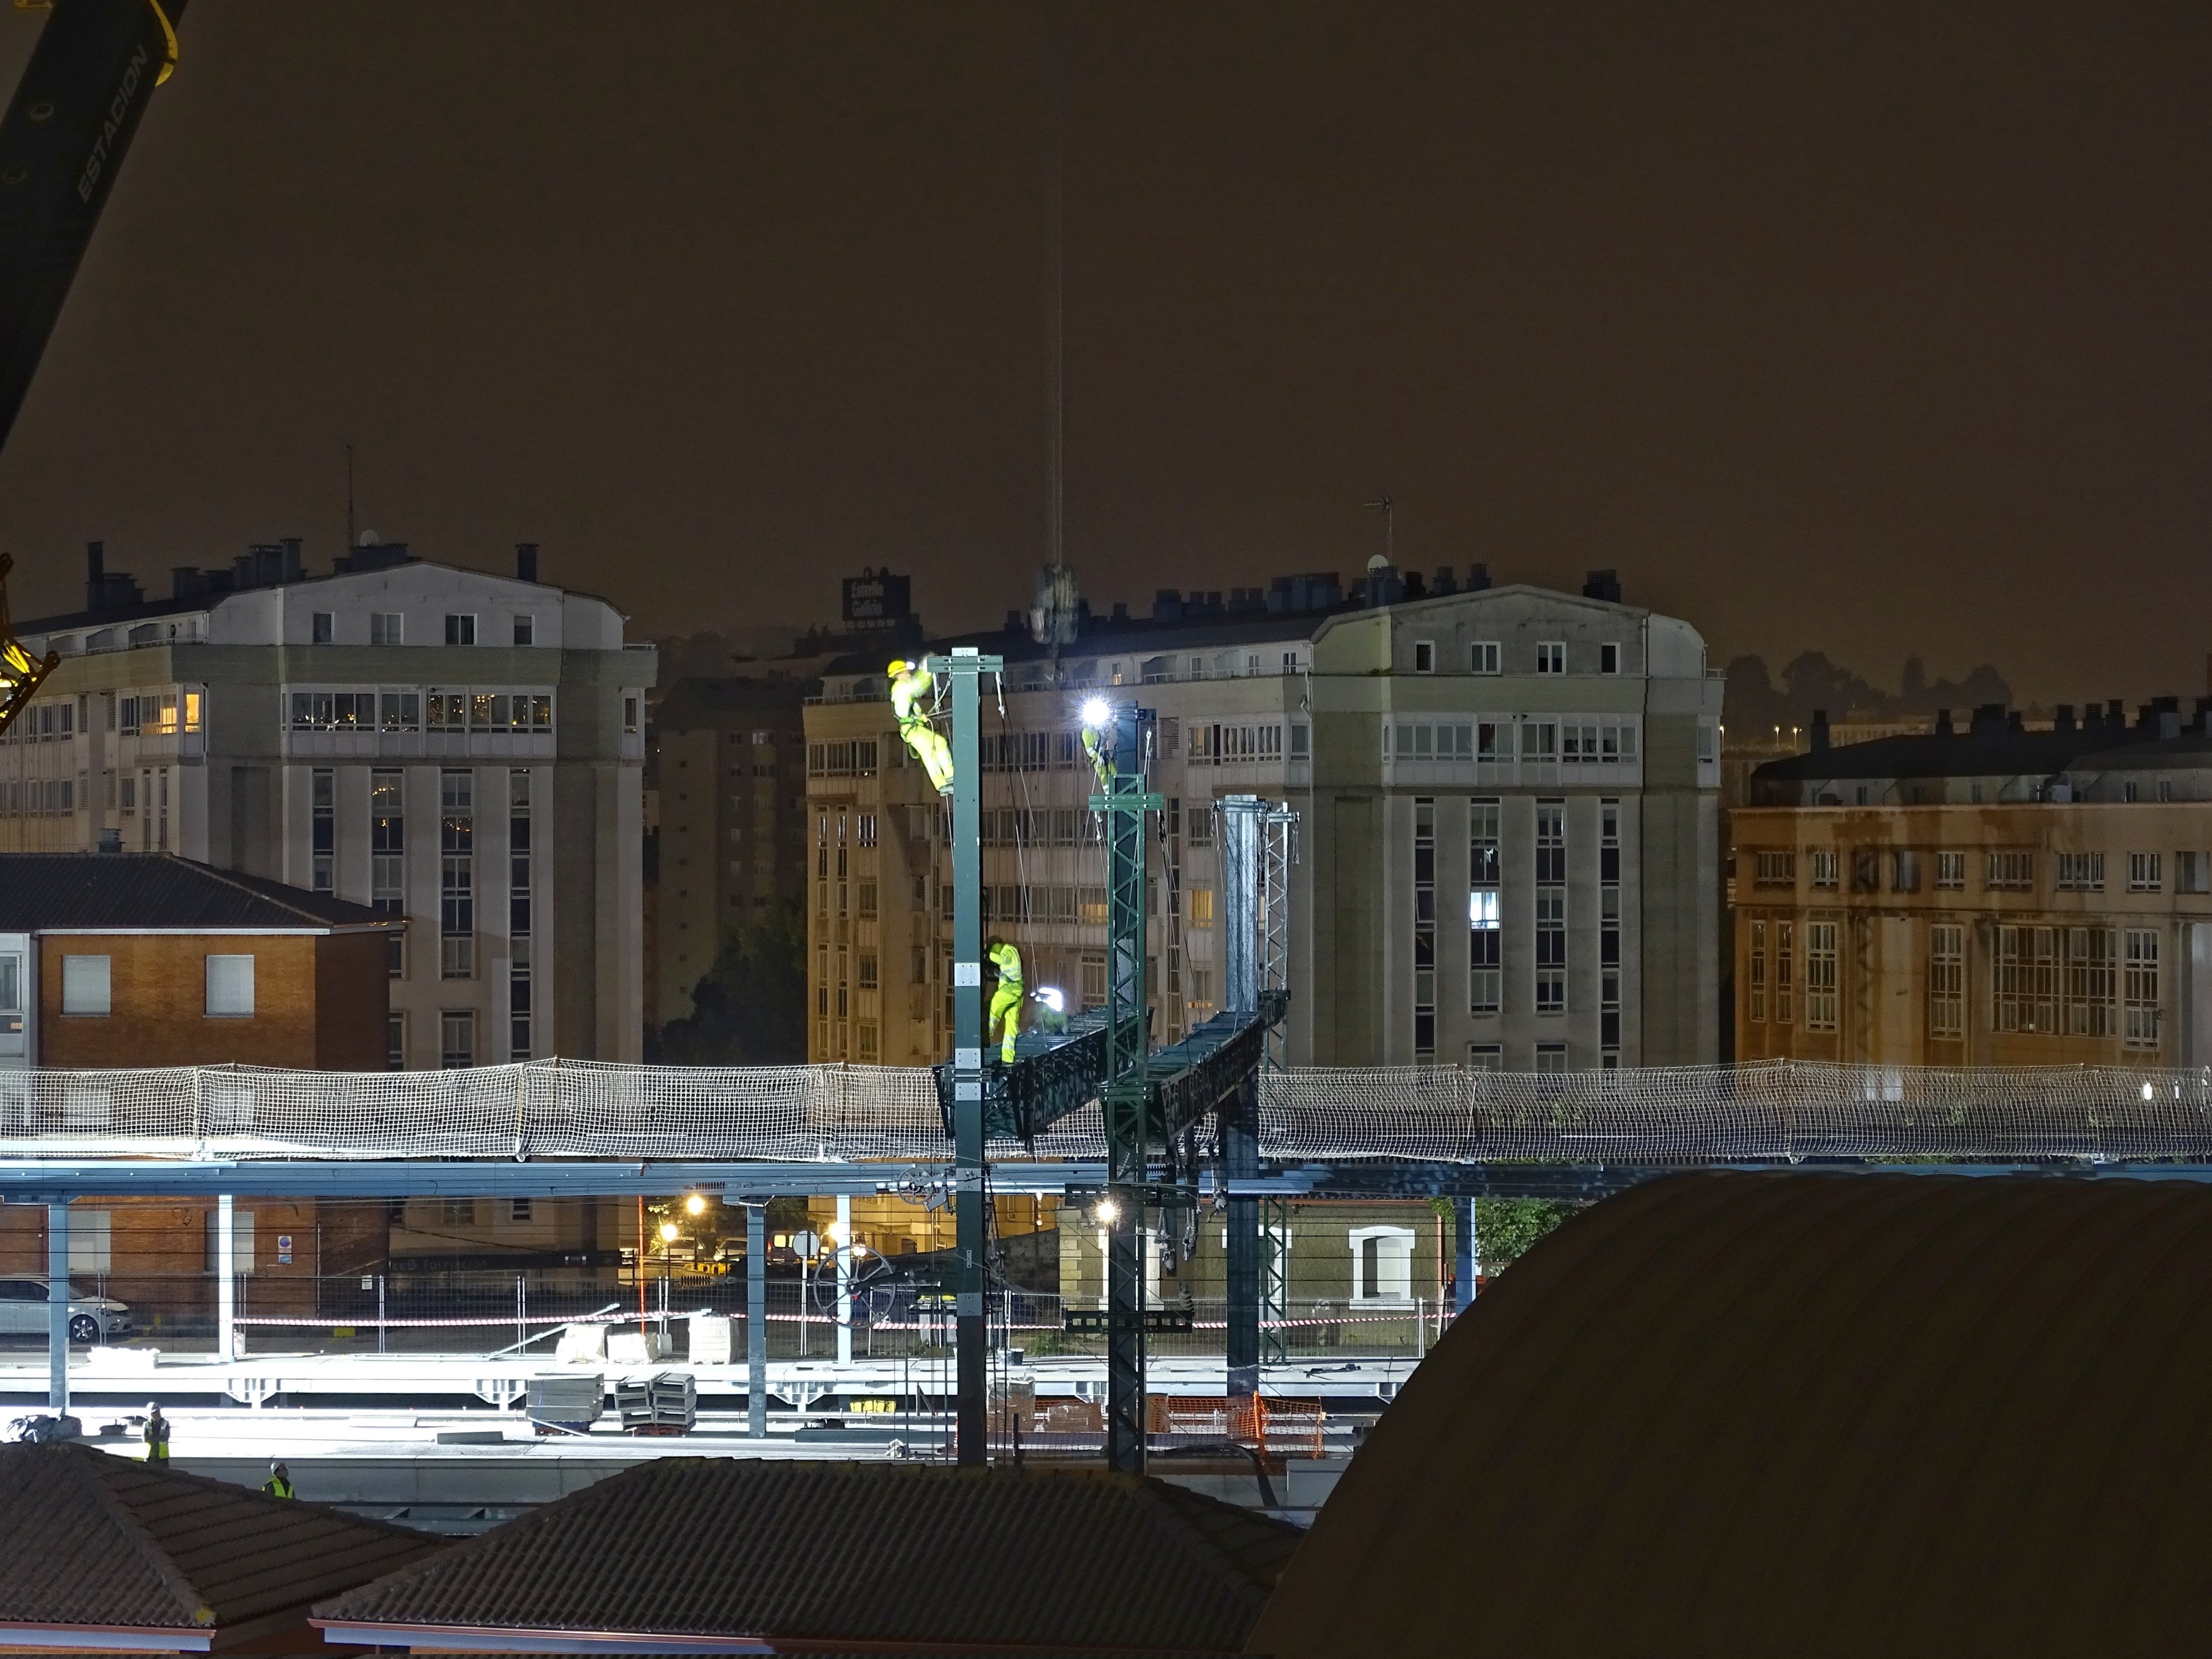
[[616, 1371, 696, 1434]]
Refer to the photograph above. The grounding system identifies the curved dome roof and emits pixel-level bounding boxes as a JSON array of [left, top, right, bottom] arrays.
[[1251, 1171, 2212, 1657]]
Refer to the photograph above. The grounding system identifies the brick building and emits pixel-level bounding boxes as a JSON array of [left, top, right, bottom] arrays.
[[0, 852, 401, 1070]]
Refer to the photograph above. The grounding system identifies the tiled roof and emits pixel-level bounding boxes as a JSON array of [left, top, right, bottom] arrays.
[[319, 1458, 1300, 1654], [0, 1442, 443, 1632], [0, 854, 401, 932]]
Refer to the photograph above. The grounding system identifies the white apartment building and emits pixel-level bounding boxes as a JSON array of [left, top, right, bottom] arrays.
[[0, 541, 654, 1064], [803, 568, 1724, 1070]]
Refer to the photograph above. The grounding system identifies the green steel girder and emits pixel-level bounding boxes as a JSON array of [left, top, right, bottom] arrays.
[[932, 1007, 1149, 1143]]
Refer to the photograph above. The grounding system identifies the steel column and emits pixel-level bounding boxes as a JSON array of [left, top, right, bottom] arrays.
[[45, 1198, 66, 1412], [835, 1193, 853, 1366], [1224, 1074, 1260, 1399], [1099, 702, 1159, 1474], [216, 1192, 235, 1362], [1454, 1197, 1477, 1314], [747, 1201, 766, 1438], [930, 646, 1000, 1465]]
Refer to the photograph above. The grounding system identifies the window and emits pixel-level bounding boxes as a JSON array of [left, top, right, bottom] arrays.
[[1808, 849, 1838, 889], [1600, 800, 1621, 1057], [1081, 953, 1107, 1009], [624, 695, 642, 733], [1994, 926, 2059, 1035], [1467, 1043, 1502, 1071], [1600, 642, 1620, 674], [513, 614, 535, 646], [1754, 851, 1796, 887], [441, 770, 474, 979], [311, 767, 335, 892], [1188, 887, 1215, 927], [2055, 852, 2105, 892], [441, 1009, 476, 1069], [1534, 1042, 1567, 1073], [1805, 921, 1838, 1031], [1696, 723, 1718, 765], [370, 612, 403, 646], [204, 955, 254, 1017], [1535, 801, 1565, 1014], [312, 611, 334, 644], [1748, 919, 1767, 1023], [1413, 640, 1435, 673], [2178, 852, 2211, 895], [509, 769, 532, 1059], [2129, 852, 2163, 893], [372, 770, 406, 977], [1776, 922, 1795, 1024], [387, 1011, 406, 1070], [61, 955, 110, 1016], [1350, 1226, 1417, 1305], [1892, 850, 1921, 893], [1535, 642, 1564, 675], [1936, 851, 1966, 891], [1413, 799, 1436, 1058], [2065, 928, 2115, 1037], [2123, 781, 2140, 804], [439, 1197, 476, 1226], [444, 613, 477, 645], [1470, 640, 1500, 675], [1928, 924, 1964, 1040], [1469, 799, 1501, 1015], [509, 1198, 534, 1223], [1986, 851, 2034, 891], [2124, 930, 2160, 1049], [857, 813, 878, 847]]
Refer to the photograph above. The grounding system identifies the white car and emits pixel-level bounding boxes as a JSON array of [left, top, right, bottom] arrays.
[[0, 1277, 132, 1344]]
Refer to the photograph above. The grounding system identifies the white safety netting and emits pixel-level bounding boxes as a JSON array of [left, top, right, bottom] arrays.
[[0, 1058, 2208, 1164]]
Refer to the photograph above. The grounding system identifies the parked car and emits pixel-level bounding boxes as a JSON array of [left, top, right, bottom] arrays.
[[0, 1277, 132, 1343]]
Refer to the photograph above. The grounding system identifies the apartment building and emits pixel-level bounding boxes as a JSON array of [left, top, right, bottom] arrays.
[[1734, 700, 2212, 1065], [646, 676, 808, 1028], [0, 539, 655, 1065], [802, 565, 1724, 1071]]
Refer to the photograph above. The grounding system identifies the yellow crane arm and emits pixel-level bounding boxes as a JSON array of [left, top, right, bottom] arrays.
[[0, 553, 57, 740]]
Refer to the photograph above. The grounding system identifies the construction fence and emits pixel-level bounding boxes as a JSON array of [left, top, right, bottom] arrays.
[[3, 1057, 2212, 1163]]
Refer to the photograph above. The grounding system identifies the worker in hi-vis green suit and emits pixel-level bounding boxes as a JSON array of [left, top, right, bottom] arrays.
[[987, 937, 1024, 1063], [888, 659, 954, 794]]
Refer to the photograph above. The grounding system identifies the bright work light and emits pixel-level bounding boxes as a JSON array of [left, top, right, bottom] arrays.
[[658, 1222, 679, 1243], [684, 1193, 707, 1216], [1080, 696, 1111, 729], [1094, 1197, 1121, 1226], [1036, 986, 1066, 1014]]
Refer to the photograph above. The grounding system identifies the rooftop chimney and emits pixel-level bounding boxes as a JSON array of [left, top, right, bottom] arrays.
[[1934, 707, 1954, 737], [516, 542, 539, 583], [1810, 709, 1830, 754], [1582, 568, 1622, 604], [2054, 703, 2075, 734], [1466, 562, 1491, 592]]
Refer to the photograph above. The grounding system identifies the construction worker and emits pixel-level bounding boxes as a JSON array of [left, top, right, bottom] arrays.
[[142, 1402, 169, 1465], [888, 659, 955, 795], [261, 1460, 294, 1499], [986, 936, 1024, 1063], [1079, 708, 1116, 793]]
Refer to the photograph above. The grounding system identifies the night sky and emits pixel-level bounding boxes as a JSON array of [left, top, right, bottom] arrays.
[[0, 3, 2203, 702]]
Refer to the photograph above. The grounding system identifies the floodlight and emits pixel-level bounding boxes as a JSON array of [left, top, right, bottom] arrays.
[[1036, 986, 1065, 1014], [658, 1221, 679, 1243], [684, 1193, 707, 1216], [1080, 696, 1111, 729], [826, 1219, 848, 1247], [1094, 1197, 1121, 1225]]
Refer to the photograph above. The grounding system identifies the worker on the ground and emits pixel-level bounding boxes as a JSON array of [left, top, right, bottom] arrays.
[[262, 1460, 294, 1499], [888, 659, 954, 794], [986, 937, 1024, 1063], [143, 1402, 169, 1465]]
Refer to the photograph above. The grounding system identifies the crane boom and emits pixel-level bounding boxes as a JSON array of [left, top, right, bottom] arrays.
[[0, 0, 183, 737]]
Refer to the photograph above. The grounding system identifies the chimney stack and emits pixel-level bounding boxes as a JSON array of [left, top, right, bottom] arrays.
[[84, 539, 104, 611], [516, 542, 539, 584], [1581, 568, 1622, 604], [1810, 709, 1830, 754]]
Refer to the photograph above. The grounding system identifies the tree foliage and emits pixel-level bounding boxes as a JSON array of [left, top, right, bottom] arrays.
[[1472, 1197, 1580, 1271], [649, 904, 808, 1066]]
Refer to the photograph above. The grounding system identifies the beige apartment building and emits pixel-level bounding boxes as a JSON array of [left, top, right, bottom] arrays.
[[0, 539, 653, 1065], [803, 566, 1725, 1072], [1733, 701, 2212, 1065]]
